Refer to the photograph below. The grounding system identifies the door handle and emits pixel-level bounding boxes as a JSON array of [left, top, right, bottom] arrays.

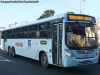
[[49, 49, 52, 52]]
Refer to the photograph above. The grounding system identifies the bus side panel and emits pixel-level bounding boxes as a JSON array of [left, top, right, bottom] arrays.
[[4, 40, 8, 52], [1, 39, 4, 50], [6, 39, 53, 64], [25, 39, 53, 64], [2, 39, 11, 52], [14, 39, 26, 56]]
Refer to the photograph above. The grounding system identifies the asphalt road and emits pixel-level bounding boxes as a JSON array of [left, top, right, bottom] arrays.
[[0, 50, 100, 75]]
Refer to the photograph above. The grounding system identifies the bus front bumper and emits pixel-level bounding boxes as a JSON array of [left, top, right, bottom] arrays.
[[63, 56, 98, 67]]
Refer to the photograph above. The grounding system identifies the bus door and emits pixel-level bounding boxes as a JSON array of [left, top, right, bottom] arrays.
[[52, 22, 62, 65], [1, 31, 7, 50], [4, 31, 7, 50]]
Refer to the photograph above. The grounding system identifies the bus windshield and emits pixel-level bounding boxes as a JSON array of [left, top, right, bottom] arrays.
[[65, 22, 98, 50]]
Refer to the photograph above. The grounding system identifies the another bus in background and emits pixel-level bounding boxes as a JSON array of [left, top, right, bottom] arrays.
[[96, 18, 100, 62]]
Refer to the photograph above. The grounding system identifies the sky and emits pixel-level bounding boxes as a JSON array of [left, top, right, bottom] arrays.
[[0, 0, 100, 27]]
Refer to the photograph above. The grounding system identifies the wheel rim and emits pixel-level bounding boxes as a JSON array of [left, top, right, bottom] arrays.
[[12, 50, 15, 56], [41, 54, 48, 67], [8, 48, 11, 56], [9, 51, 11, 56], [42, 56, 47, 64], [12, 51, 14, 56]]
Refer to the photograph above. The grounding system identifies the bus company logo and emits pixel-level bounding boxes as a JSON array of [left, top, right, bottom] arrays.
[[15, 42, 23, 47], [32, 42, 40, 46], [83, 55, 89, 58]]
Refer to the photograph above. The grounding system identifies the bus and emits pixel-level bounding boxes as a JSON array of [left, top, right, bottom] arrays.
[[96, 18, 100, 62], [1, 13, 99, 68]]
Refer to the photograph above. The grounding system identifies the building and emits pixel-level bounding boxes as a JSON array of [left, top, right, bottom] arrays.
[[6, 20, 28, 28], [0, 27, 5, 49]]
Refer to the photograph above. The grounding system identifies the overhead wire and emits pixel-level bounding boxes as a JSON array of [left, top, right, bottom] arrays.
[[45, 0, 80, 13], [46, 0, 95, 16], [64, 0, 96, 15], [55, 0, 80, 12]]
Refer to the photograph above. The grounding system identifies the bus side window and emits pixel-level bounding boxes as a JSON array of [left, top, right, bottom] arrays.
[[29, 25, 38, 38], [7, 30, 11, 39], [16, 28, 21, 38], [22, 26, 28, 38], [39, 22, 51, 38], [36, 30, 41, 38], [11, 29, 16, 38]]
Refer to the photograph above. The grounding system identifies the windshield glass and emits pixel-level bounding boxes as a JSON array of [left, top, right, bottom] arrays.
[[65, 22, 98, 50]]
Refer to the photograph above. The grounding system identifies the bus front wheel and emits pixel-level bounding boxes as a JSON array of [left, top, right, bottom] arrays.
[[41, 52, 49, 68]]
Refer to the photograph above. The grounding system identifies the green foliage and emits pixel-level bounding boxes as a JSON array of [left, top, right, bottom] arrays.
[[67, 11, 75, 14], [37, 10, 75, 20], [37, 9, 55, 20]]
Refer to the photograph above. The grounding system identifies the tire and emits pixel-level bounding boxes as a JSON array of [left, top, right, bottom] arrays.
[[12, 48, 16, 57], [41, 53, 49, 68], [8, 47, 12, 56]]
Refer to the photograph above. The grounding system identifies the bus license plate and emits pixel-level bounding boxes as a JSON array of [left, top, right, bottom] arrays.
[[83, 60, 89, 64]]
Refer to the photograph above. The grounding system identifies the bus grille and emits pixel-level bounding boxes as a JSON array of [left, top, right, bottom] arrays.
[[76, 50, 94, 54]]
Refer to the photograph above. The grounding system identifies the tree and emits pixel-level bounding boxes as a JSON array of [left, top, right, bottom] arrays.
[[67, 11, 75, 14], [37, 9, 55, 20]]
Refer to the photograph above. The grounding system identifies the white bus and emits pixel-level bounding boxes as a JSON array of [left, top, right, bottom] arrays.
[[1, 13, 99, 68]]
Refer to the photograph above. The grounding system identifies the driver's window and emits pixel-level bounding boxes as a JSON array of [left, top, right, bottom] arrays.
[[85, 24, 97, 46], [65, 23, 74, 46], [85, 24, 95, 37], [65, 23, 73, 32]]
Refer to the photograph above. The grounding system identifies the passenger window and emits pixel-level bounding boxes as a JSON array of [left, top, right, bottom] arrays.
[[22, 26, 28, 38], [29, 25, 38, 38], [16, 28, 21, 38], [7, 30, 12, 38], [29, 25, 38, 31], [11, 29, 15, 38], [39, 22, 51, 38]]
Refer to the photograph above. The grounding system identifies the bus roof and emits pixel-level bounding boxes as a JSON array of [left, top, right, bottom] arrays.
[[2, 13, 95, 31], [2, 13, 66, 31]]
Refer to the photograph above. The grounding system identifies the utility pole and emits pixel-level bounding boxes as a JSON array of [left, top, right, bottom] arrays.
[[80, 0, 86, 14], [82, 0, 86, 14], [80, 0, 82, 14]]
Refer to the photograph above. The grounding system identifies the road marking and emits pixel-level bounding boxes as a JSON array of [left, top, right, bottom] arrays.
[[12, 61, 16, 63], [0, 59, 11, 62], [0, 56, 14, 62]]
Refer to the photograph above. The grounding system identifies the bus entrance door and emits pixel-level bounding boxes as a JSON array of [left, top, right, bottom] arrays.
[[52, 23, 62, 65]]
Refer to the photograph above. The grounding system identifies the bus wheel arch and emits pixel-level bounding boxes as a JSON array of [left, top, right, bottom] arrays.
[[39, 51, 49, 68]]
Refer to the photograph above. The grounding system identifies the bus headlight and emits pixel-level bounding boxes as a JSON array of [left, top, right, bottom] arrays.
[[65, 52, 73, 57], [96, 50, 99, 55]]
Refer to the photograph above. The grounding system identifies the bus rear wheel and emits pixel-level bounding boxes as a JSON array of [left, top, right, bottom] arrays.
[[8, 47, 12, 56], [12, 48, 16, 57], [41, 53, 49, 68]]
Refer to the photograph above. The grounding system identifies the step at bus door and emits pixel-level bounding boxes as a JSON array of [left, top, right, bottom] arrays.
[[52, 23, 62, 65]]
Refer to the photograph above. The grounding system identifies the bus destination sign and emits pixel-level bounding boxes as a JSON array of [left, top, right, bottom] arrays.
[[68, 15, 92, 21]]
